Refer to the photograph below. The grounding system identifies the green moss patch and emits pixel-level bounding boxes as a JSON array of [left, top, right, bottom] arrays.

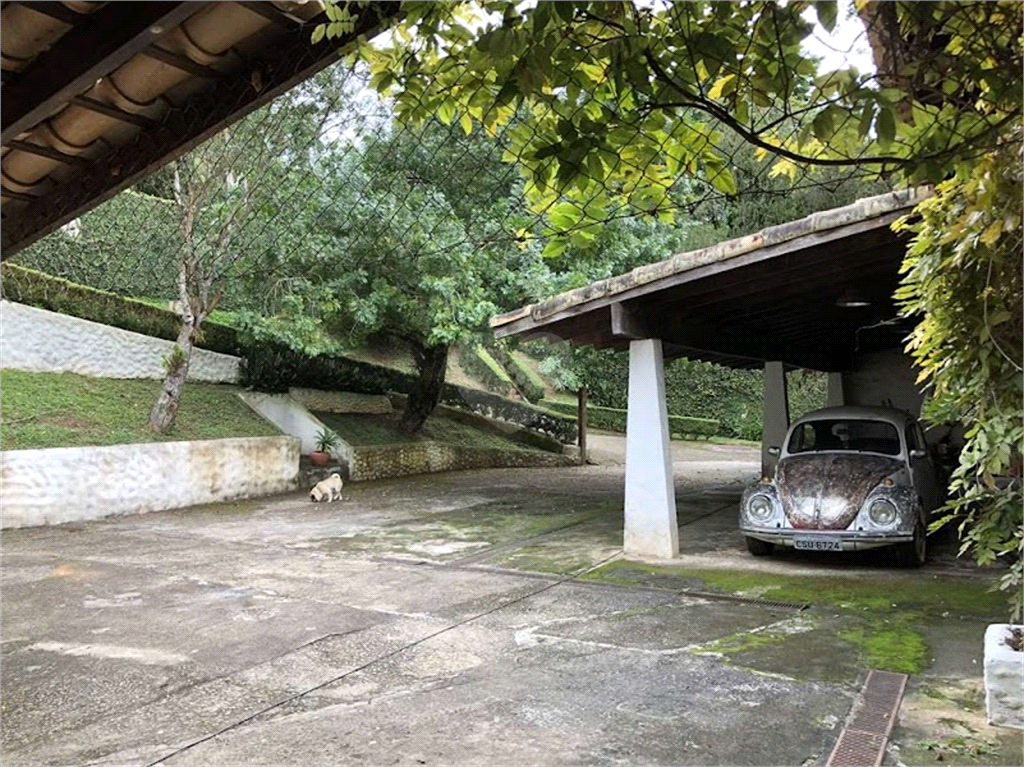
[[579, 561, 1008, 676], [581, 562, 1007, 618], [838, 615, 929, 674]]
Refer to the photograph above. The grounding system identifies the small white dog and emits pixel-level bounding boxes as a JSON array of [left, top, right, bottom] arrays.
[[310, 473, 344, 502]]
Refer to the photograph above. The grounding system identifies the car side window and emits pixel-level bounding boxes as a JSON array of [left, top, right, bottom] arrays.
[[905, 424, 922, 452], [914, 424, 928, 452], [788, 423, 817, 453]]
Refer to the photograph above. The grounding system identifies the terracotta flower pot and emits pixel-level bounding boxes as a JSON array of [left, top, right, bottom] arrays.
[[310, 451, 331, 467]]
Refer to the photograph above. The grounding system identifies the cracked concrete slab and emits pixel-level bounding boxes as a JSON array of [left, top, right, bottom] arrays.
[[1, 438, 1017, 766]]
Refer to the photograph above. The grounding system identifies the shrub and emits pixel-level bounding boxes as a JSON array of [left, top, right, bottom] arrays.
[[457, 345, 515, 396], [490, 343, 547, 403], [1, 263, 241, 355], [540, 399, 719, 439]]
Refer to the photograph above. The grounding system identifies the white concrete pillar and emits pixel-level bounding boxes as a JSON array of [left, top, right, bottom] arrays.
[[762, 361, 789, 475], [826, 372, 845, 407], [624, 338, 678, 559]]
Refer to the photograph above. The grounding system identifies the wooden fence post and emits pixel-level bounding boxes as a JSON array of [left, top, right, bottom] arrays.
[[577, 387, 588, 464]]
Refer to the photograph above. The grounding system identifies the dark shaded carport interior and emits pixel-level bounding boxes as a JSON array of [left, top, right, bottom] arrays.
[[492, 190, 925, 373], [1, 0, 399, 259]]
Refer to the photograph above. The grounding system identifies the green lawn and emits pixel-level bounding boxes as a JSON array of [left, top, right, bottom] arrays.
[[0, 370, 280, 450]]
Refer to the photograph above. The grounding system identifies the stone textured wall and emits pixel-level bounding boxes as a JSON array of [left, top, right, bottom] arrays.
[[0, 436, 299, 529], [289, 388, 393, 414], [350, 441, 572, 482], [0, 301, 240, 382]]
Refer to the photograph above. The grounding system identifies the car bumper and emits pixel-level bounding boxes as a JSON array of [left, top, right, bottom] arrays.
[[741, 528, 913, 551]]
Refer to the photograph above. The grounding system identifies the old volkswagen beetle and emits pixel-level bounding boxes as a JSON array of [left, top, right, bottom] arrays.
[[740, 406, 943, 566]]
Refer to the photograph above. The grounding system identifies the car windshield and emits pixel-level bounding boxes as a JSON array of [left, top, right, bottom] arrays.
[[787, 419, 902, 456]]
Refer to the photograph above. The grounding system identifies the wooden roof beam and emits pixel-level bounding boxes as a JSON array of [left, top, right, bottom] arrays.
[[1, 2, 403, 257], [1, 2, 202, 144]]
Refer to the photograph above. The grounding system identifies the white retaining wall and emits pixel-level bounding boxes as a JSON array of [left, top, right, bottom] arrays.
[[237, 391, 352, 463], [0, 436, 299, 529], [0, 301, 240, 382]]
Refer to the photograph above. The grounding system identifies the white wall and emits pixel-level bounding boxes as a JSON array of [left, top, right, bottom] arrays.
[[0, 436, 299, 529], [841, 349, 924, 417], [237, 391, 352, 462], [0, 301, 240, 382]]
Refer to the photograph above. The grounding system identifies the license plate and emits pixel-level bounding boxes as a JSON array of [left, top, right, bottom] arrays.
[[794, 536, 843, 552]]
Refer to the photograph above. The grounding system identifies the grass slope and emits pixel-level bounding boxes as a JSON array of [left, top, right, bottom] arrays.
[[0, 370, 279, 450]]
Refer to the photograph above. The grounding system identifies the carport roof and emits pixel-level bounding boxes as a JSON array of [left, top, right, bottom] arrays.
[[491, 188, 929, 373], [0, 1, 400, 258]]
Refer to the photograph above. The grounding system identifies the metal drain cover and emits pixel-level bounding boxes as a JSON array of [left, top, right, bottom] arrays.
[[827, 669, 907, 767]]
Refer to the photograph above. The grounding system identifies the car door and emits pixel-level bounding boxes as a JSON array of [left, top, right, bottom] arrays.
[[906, 422, 941, 512]]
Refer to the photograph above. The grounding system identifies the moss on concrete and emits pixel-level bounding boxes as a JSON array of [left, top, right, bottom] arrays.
[[838, 614, 929, 674], [579, 561, 1006, 676], [495, 545, 594, 575], [581, 562, 1006, 618]]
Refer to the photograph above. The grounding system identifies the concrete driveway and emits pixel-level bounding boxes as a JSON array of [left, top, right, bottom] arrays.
[[1, 438, 1017, 766]]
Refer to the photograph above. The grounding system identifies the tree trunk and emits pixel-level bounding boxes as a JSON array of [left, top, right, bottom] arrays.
[[398, 343, 448, 435], [149, 321, 196, 433]]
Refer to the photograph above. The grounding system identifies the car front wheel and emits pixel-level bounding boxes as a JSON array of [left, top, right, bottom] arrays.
[[894, 521, 927, 568], [745, 536, 774, 556]]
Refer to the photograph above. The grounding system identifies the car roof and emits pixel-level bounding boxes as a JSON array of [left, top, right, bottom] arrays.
[[792, 406, 916, 428]]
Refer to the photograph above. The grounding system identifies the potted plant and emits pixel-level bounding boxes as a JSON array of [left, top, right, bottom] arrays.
[[310, 427, 340, 467]]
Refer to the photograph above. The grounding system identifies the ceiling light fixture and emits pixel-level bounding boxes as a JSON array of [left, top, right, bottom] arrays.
[[836, 288, 871, 308]]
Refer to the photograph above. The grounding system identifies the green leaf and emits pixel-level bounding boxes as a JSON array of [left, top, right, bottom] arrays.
[[707, 73, 736, 100], [857, 104, 874, 139], [311, 24, 326, 45], [533, 1, 553, 32], [437, 99, 457, 126], [980, 218, 1003, 246], [812, 108, 834, 141], [489, 27, 514, 59], [542, 238, 569, 259], [876, 106, 896, 149], [547, 201, 582, 231], [710, 168, 737, 196], [814, 1, 838, 33]]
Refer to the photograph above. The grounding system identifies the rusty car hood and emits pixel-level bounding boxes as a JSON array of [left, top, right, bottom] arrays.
[[776, 453, 904, 530]]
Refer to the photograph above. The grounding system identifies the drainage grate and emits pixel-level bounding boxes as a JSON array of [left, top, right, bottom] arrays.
[[680, 589, 810, 611], [827, 669, 908, 767], [827, 728, 886, 767]]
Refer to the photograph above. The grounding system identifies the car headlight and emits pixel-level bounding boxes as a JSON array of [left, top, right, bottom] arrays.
[[868, 498, 897, 526], [748, 494, 774, 522]]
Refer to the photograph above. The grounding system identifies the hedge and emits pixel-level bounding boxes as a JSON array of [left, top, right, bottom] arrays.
[[568, 347, 828, 441], [490, 344, 546, 403], [540, 398, 719, 440], [0, 263, 242, 355], [457, 345, 514, 396]]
